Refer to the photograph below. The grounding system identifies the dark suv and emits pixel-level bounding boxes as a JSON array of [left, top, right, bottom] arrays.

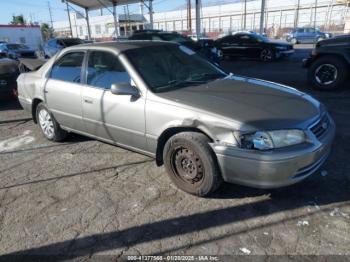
[[303, 35, 350, 90], [129, 31, 221, 63]]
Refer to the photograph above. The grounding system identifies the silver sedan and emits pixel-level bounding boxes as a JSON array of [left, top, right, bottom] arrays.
[[17, 41, 335, 196]]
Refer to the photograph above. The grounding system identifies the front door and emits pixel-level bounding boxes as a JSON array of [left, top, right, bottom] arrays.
[[44, 51, 85, 131], [81, 50, 147, 151]]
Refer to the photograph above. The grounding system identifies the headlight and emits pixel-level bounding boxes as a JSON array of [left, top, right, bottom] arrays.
[[239, 129, 306, 150]]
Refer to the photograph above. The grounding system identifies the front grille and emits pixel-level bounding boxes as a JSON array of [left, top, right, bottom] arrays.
[[310, 113, 330, 139], [20, 52, 36, 58]]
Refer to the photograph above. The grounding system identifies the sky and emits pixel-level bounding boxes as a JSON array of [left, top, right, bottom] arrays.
[[0, 0, 235, 25], [0, 0, 183, 25]]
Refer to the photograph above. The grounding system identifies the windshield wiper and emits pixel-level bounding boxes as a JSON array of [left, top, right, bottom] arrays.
[[188, 73, 225, 82]]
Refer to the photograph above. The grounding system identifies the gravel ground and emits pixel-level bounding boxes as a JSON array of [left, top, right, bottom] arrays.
[[0, 44, 349, 260]]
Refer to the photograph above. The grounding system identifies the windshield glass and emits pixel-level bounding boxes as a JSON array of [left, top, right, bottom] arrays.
[[160, 34, 189, 43], [58, 39, 84, 47], [125, 44, 226, 93], [253, 34, 269, 42], [7, 44, 29, 50]]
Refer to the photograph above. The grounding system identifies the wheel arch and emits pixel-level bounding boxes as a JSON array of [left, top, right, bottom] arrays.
[[155, 126, 214, 166], [31, 98, 43, 123], [310, 53, 350, 68]]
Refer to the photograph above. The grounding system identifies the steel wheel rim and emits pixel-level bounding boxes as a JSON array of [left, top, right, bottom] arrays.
[[38, 109, 54, 138], [261, 49, 272, 61], [171, 146, 205, 186], [315, 64, 338, 85]]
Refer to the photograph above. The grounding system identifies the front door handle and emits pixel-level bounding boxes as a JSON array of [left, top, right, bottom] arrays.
[[83, 97, 93, 104]]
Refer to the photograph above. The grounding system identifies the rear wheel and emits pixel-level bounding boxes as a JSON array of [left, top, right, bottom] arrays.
[[163, 132, 222, 197], [308, 56, 348, 90], [36, 103, 67, 142]]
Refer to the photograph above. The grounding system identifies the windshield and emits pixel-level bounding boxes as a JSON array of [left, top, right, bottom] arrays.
[[125, 44, 226, 93], [253, 34, 269, 42], [58, 39, 84, 47], [160, 34, 189, 43], [7, 44, 29, 50]]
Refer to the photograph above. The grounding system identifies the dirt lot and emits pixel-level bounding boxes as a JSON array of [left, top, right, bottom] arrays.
[[0, 45, 349, 260]]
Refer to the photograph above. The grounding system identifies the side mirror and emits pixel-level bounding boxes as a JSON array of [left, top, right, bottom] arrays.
[[111, 82, 139, 96]]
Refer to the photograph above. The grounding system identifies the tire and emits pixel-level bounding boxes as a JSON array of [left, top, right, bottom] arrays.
[[163, 132, 222, 197], [308, 56, 348, 90], [36, 102, 67, 142], [260, 48, 275, 62]]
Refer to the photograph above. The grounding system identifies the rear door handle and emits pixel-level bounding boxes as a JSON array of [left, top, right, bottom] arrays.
[[83, 97, 93, 104]]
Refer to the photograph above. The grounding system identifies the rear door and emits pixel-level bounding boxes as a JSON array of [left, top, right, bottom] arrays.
[[81, 50, 146, 150], [44, 51, 85, 131]]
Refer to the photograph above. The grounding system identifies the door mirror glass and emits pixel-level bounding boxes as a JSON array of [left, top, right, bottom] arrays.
[[111, 82, 139, 96]]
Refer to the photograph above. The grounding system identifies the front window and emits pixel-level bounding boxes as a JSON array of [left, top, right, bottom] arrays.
[[86, 51, 130, 89], [125, 44, 226, 93]]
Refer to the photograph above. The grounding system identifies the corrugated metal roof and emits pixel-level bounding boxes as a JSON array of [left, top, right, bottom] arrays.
[[66, 0, 141, 10]]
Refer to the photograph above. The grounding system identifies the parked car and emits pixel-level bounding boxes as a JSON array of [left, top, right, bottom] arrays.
[[43, 38, 85, 58], [129, 31, 221, 63], [17, 41, 335, 196], [0, 43, 37, 60], [303, 35, 350, 90], [286, 27, 332, 44], [215, 32, 294, 61], [0, 57, 19, 100]]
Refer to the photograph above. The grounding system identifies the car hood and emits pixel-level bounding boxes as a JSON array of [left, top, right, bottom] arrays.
[[156, 76, 322, 130]]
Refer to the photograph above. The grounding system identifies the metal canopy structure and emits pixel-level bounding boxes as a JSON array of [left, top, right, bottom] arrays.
[[64, 0, 203, 40], [64, 0, 155, 40], [67, 0, 140, 10]]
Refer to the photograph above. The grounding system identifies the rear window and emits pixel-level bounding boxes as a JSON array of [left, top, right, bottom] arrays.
[[50, 52, 84, 83]]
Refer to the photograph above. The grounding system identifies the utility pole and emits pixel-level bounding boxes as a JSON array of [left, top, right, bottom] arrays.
[[259, 0, 266, 34], [64, 0, 73, 37], [243, 0, 247, 30], [48, 1, 53, 28], [294, 0, 300, 28], [188, 0, 192, 33]]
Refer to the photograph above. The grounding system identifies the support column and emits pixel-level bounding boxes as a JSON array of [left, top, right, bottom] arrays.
[[195, 0, 201, 37], [259, 0, 266, 34], [85, 7, 91, 40], [149, 0, 154, 29], [113, 2, 120, 38], [65, 1, 73, 37]]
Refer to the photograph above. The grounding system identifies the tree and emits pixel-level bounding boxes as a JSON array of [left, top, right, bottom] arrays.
[[10, 15, 26, 25], [41, 23, 54, 41]]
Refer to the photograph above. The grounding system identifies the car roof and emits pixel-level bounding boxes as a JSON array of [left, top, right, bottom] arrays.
[[64, 40, 178, 54]]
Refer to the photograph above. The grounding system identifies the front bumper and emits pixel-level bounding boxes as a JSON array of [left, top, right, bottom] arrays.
[[279, 49, 295, 56], [211, 115, 335, 189]]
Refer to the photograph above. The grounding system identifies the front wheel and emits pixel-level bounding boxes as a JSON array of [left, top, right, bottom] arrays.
[[163, 132, 222, 197], [308, 56, 348, 90], [36, 103, 67, 142], [260, 48, 275, 62]]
